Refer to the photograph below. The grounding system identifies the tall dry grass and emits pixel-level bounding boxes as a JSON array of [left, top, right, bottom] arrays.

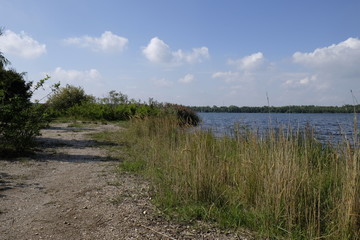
[[116, 116, 359, 239]]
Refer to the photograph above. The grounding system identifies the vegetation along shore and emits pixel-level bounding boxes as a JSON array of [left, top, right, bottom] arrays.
[[190, 104, 360, 113]]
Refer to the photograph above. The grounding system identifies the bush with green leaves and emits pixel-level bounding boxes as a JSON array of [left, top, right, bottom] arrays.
[[0, 68, 51, 154], [47, 85, 94, 114], [63, 102, 161, 121], [164, 103, 200, 126], [45, 84, 199, 125]]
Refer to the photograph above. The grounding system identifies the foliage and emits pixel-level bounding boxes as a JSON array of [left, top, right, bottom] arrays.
[[61, 102, 161, 121], [46, 85, 94, 112], [0, 68, 52, 154], [48, 89, 200, 125], [105, 116, 359, 239], [99, 90, 129, 105], [191, 104, 360, 113], [0, 69, 31, 102], [164, 103, 200, 126]]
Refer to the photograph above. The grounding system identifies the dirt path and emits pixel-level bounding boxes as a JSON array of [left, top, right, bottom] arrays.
[[0, 123, 251, 240]]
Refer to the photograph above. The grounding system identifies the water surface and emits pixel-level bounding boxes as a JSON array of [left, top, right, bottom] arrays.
[[197, 112, 360, 143]]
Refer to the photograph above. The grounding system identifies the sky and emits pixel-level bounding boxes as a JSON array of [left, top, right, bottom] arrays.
[[0, 0, 359, 106]]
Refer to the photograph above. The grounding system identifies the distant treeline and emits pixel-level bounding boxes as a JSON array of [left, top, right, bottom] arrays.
[[190, 105, 360, 113]]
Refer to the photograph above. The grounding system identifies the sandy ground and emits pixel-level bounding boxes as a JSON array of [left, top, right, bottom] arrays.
[[0, 123, 252, 240]]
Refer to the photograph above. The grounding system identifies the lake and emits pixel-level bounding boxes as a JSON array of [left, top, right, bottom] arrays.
[[197, 112, 360, 143]]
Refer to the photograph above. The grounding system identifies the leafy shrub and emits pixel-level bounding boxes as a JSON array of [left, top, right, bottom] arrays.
[[0, 68, 51, 154], [47, 85, 94, 114], [164, 104, 200, 126], [61, 102, 160, 121]]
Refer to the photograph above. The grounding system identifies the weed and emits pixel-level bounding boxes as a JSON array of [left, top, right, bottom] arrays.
[[118, 160, 146, 173], [115, 116, 359, 239], [91, 115, 359, 238]]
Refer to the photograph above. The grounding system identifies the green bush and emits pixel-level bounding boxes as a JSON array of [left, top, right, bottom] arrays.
[[47, 85, 94, 114], [62, 102, 161, 121], [0, 68, 51, 154], [164, 103, 200, 126], [46, 88, 196, 124]]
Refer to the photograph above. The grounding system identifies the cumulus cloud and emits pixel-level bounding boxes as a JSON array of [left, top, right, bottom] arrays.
[[143, 37, 209, 64], [0, 30, 46, 58], [51, 67, 103, 85], [179, 74, 195, 84], [293, 38, 360, 69], [290, 37, 360, 91], [64, 31, 128, 52], [142, 38, 172, 63], [228, 52, 264, 71], [212, 52, 265, 84]]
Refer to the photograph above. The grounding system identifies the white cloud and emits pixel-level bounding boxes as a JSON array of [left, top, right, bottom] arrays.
[[212, 71, 241, 82], [228, 52, 264, 71], [299, 75, 315, 85], [293, 38, 360, 67], [181, 47, 209, 63], [51, 67, 103, 85], [290, 37, 360, 92], [0, 30, 46, 58], [293, 38, 360, 78], [212, 52, 265, 85], [179, 74, 195, 84], [284, 74, 318, 87], [64, 31, 128, 52], [143, 37, 209, 64], [142, 37, 172, 63]]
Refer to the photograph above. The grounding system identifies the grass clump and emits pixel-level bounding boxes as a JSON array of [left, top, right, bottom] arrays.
[[110, 116, 359, 239]]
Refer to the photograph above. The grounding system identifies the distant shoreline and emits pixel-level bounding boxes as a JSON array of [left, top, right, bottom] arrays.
[[190, 105, 360, 114]]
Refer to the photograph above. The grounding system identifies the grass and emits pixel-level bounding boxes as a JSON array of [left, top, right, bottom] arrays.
[[96, 115, 359, 239]]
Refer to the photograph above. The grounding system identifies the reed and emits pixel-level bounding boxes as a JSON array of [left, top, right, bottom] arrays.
[[109, 116, 359, 239]]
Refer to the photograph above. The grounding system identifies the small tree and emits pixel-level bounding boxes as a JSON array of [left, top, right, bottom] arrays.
[[47, 85, 94, 112], [0, 69, 52, 153], [99, 90, 129, 105]]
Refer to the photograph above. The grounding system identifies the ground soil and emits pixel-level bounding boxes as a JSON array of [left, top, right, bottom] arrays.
[[0, 122, 253, 240]]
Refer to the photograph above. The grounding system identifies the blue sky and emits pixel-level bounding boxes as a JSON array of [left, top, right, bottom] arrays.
[[0, 0, 359, 106]]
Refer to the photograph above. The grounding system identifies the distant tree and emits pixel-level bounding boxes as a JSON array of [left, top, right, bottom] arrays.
[[47, 85, 94, 112], [99, 90, 129, 105]]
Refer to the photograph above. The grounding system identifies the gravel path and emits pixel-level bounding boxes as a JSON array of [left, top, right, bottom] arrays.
[[0, 123, 252, 240]]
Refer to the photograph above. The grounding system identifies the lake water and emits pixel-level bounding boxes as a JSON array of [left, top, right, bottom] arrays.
[[197, 112, 360, 143]]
